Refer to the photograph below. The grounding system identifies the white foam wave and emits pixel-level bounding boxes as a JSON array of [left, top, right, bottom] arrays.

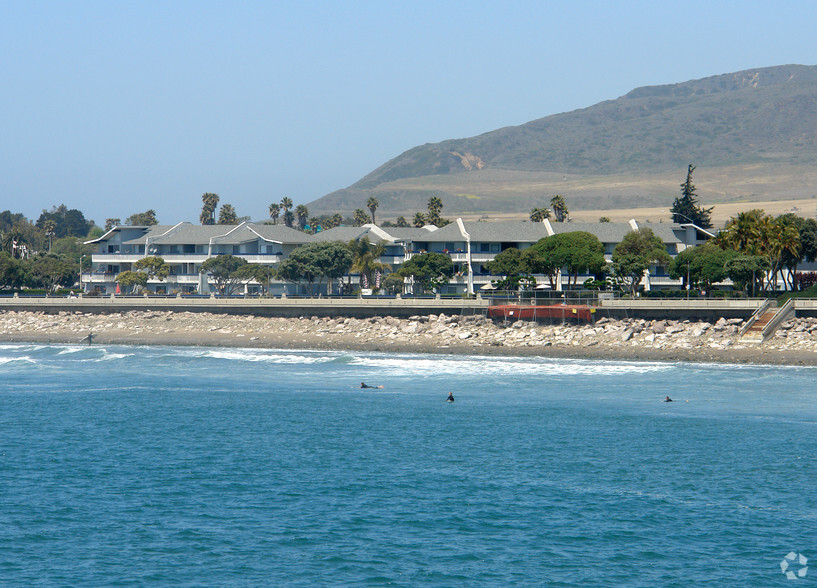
[[92, 351, 131, 362], [0, 355, 36, 366], [188, 348, 334, 365], [348, 354, 673, 377], [0, 344, 49, 353], [57, 346, 88, 355]]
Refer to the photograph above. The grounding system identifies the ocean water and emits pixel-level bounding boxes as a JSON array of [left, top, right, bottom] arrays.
[[1, 343, 815, 586]]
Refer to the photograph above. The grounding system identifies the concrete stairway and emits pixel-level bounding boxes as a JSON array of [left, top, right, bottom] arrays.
[[739, 299, 795, 344], [740, 309, 778, 343]]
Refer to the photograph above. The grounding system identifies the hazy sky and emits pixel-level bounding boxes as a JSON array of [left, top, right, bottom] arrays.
[[3, 0, 817, 226]]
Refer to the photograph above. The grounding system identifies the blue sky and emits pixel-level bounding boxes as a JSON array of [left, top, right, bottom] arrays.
[[2, 0, 817, 225]]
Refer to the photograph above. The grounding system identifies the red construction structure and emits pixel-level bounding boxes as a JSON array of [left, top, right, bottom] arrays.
[[487, 304, 595, 323]]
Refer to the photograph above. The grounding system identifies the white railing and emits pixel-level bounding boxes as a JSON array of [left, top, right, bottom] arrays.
[[92, 254, 145, 263]]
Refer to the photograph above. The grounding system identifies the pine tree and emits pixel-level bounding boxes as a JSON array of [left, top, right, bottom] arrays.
[[671, 165, 713, 228]]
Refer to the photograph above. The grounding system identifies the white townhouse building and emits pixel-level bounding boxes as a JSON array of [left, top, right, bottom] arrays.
[[311, 224, 439, 271], [84, 222, 312, 295], [83, 219, 712, 296], [396, 219, 713, 295]]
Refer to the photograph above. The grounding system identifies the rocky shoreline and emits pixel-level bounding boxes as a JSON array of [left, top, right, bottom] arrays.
[[3, 309, 817, 366]]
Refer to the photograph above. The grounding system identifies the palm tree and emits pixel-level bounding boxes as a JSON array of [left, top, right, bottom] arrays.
[[717, 209, 765, 254], [43, 219, 56, 253], [366, 197, 379, 225], [331, 213, 343, 228], [218, 203, 238, 224], [349, 237, 389, 290], [550, 195, 569, 222], [280, 197, 294, 228], [396, 216, 409, 228], [268, 203, 280, 225], [413, 212, 427, 228], [761, 217, 800, 292], [1, 230, 29, 258], [426, 196, 447, 226], [353, 209, 370, 226], [427, 196, 443, 217], [529, 207, 551, 222], [200, 193, 219, 225], [295, 205, 309, 231]]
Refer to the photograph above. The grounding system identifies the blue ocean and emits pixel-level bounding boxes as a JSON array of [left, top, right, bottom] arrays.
[[1, 343, 815, 586]]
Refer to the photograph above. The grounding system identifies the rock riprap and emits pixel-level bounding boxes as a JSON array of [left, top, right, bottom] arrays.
[[3, 310, 817, 361]]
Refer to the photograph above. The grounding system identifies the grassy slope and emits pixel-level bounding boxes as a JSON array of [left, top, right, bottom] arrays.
[[309, 65, 817, 218]]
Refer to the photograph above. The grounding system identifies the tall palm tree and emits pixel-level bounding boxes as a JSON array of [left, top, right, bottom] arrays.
[[295, 205, 309, 231], [427, 196, 443, 217], [426, 196, 446, 226], [43, 219, 56, 253], [268, 203, 280, 225], [550, 195, 569, 222], [200, 193, 219, 225], [761, 217, 800, 292], [280, 197, 294, 228], [280, 197, 292, 214], [218, 203, 238, 224], [348, 237, 389, 289], [366, 197, 379, 225]]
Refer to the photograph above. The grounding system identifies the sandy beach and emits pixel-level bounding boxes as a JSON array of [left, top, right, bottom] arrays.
[[3, 309, 817, 366]]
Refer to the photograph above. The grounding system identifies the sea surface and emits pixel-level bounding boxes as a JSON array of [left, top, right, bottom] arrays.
[[1, 343, 815, 586]]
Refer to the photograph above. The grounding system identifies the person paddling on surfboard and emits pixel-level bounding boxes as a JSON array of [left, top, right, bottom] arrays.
[[361, 382, 383, 389], [664, 395, 673, 402]]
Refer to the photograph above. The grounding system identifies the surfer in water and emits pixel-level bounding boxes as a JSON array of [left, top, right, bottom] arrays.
[[447, 392, 455, 402], [361, 382, 383, 389], [82, 333, 94, 345], [664, 395, 673, 402]]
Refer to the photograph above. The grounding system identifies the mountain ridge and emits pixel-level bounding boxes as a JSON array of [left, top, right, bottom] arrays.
[[309, 64, 817, 217]]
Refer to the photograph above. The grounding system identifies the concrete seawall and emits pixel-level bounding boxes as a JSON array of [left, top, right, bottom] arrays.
[[0, 295, 775, 321], [597, 299, 768, 321], [0, 295, 490, 318]]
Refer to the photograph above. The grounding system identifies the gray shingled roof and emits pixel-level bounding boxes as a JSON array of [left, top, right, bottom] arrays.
[[549, 221, 633, 243], [311, 226, 370, 242], [100, 218, 686, 250], [423, 221, 550, 243], [118, 225, 178, 245], [549, 221, 682, 244], [380, 227, 438, 241], [146, 223, 242, 245], [214, 224, 313, 245], [633, 222, 683, 244]]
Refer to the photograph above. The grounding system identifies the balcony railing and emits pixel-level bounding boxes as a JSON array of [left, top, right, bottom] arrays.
[[92, 253, 283, 264], [92, 254, 146, 263]]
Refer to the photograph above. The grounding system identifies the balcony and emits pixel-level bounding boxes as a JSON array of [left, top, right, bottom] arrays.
[[237, 254, 282, 264], [92, 254, 145, 263], [82, 272, 116, 283]]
